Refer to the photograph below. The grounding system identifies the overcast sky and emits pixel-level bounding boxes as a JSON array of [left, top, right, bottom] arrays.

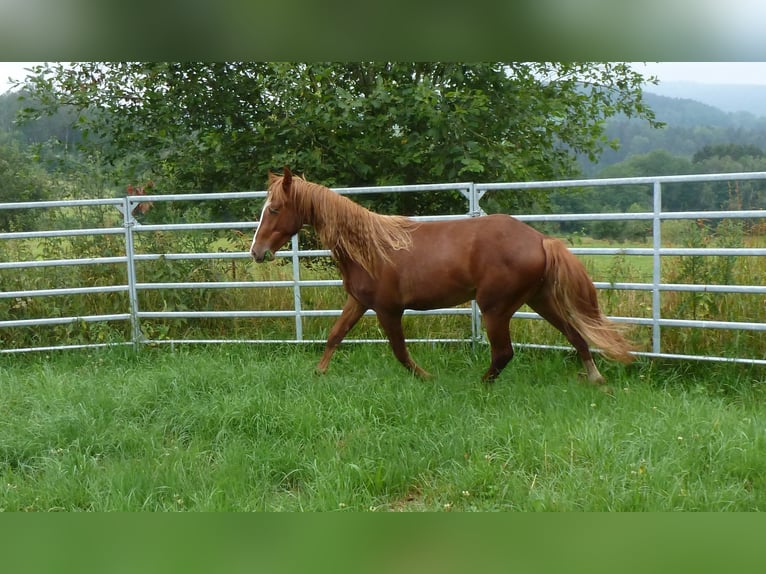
[[634, 62, 766, 85], [3, 62, 766, 94], [0, 61, 38, 93]]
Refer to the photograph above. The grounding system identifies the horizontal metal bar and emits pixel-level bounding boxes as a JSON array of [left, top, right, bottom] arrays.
[[131, 249, 324, 262], [572, 247, 766, 256], [0, 285, 129, 299], [124, 277, 763, 306], [570, 247, 654, 255], [134, 279, 343, 290], [590, 281, 766, 294], [133, 221, 256, 232], [137, 308, 473, 320], [138, 310, 297, 319], [660, 210, 766, 220], [134, 309, 762, 331], [517, 210, 765, 223], [333, 182, 473, 195], [656, 318, 766, 331], [127, 184, 472, 208], [410, 214, 470, 222], [133, 252, 250, 261], [141, 337, 474, 347], [0, 198, 123, 210], [512, 311, 765, 330], [0, 227, 125, 240], [518, 212, 655, 222], [656, 247, 766, 256], [476, 171, 766, 191], [136, 281, 295, 290], [0, 256, 127, 269], [658, 283, 766, 294], [4, 338, 762, 367], [631, 351, 766, 366], [0, 342, 134, 355], [0, 314, 131, 328], [512, 343, 766, 366], [128, 191, 266, 202], [512, 311, 649, 324]]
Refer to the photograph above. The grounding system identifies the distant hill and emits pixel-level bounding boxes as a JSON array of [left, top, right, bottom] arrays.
[[579, 91, 766, 175], [644, 82, 766, 117]]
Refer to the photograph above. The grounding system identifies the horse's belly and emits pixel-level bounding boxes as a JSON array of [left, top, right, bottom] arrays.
[[405, 291, 475, 310], [398, 270, 476, 310]]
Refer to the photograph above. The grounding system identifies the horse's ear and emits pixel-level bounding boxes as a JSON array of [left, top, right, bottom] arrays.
[[268, 171, 279, 184], [282, 166, 292, 193]]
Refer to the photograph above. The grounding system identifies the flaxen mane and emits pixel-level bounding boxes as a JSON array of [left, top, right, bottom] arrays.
[[268, 174, 417, 276]]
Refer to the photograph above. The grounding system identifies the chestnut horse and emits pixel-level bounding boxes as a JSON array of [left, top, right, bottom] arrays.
[[251, 168, 635, 384]]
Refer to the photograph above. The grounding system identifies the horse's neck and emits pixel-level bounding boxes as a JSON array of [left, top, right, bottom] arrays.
[[302, 183, 351, 243], [302, 185, 381, 276], [299, 183, 328, 234]]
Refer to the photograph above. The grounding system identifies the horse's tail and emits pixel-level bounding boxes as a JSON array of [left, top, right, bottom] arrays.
[[541, 237, 636, 363]]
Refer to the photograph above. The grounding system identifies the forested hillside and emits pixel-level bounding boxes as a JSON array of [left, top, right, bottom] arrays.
[[646, 82, 766, 116], [581, 92, 766, 175]]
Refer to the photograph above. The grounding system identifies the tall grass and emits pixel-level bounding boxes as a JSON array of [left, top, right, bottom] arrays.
[[0, 345, 764, 511]]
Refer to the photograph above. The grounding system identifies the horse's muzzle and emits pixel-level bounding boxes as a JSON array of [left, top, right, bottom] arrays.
[[252, 249, 274, 263]]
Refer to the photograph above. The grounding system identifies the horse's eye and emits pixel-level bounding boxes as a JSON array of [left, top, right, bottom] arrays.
[[268, 207, 280, 215]]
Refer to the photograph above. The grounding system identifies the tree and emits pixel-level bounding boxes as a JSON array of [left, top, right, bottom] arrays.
[[19, 62, 660, 216], [691, 149, 766, 211], [1, 90, 83, 153], [693, 143, 765, 164], [0, 132, 51, 230]]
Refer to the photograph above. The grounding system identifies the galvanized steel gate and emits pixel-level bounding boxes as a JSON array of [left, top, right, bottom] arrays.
[[1, 173, 765, 365]]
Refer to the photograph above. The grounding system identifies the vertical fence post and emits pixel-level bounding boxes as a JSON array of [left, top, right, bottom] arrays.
[[122, 197, 143, 350], [291, 233, 303, 341], [467, 183, 484, 350], [652, 180, 662, 355]]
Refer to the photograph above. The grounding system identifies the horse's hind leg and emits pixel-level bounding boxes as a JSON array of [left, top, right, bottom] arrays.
[[375, 309, 431, 379], [527, 296, 605, 384], [481, 311, 515, 382], [316, 295, 367, 374]]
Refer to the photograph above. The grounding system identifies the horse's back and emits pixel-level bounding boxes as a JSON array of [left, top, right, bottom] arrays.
[[417, 213, 545, 267]]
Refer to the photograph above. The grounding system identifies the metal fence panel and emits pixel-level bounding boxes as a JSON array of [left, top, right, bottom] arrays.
[[1, 173, 764, 365]]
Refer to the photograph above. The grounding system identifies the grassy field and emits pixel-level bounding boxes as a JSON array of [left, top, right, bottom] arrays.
[[1, 343, 764, 511]]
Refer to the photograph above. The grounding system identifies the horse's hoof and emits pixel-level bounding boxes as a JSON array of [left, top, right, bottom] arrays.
[[578, 371, 606, 386]]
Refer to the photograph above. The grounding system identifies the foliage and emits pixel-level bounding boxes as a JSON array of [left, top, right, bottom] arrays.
[[0, 90, 84, 170], [18, 62, 660, 215], [693, 143, 765, 163], [0, 132, 52, 230], [555, 146, 766, 230]]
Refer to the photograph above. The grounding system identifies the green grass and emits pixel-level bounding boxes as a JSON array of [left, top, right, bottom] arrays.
[[1, 344, 764, 511]]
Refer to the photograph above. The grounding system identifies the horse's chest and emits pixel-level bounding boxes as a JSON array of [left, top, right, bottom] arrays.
[[340, 270, 377, 307]]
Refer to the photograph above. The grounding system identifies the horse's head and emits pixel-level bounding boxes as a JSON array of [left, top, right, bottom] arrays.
[[250, 167, 303, 262]]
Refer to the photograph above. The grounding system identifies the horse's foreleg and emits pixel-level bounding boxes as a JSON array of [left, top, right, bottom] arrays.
[[481, 311, 515, 382], [316, 296, 367, 374], [376, 310, 431, 379]]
